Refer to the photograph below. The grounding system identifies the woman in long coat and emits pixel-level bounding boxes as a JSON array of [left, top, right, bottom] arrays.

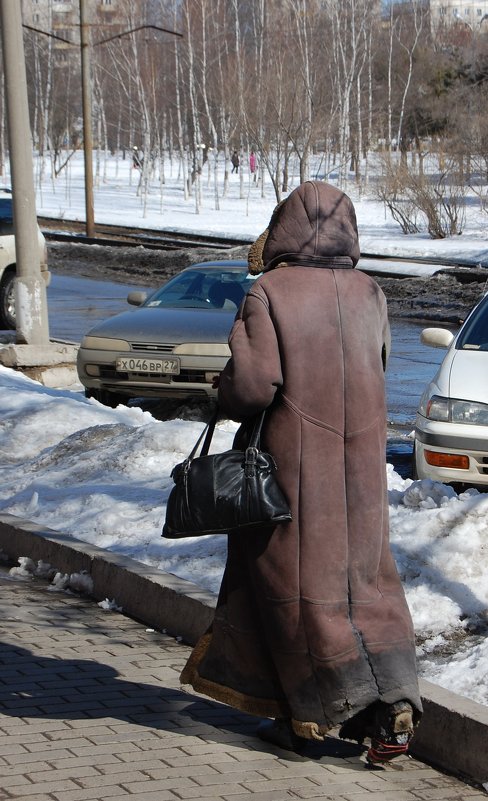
[[181, 180, 422, 760]]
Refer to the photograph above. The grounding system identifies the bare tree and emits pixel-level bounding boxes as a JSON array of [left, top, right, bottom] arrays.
[[286, 0, 315, 183], [394, 0, 425, 154], [199, 0, 223, 210], [183, 0, 203, 213], [325, 0, 373, 188], [375, 153, 466, 238]]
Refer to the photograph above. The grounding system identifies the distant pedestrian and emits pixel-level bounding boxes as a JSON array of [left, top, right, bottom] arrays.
[[231, 150, 239, 173], [132, 147, 143, 170], [249, 150, 257, 180]]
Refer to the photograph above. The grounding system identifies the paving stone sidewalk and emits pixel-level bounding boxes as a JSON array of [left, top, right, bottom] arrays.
[[0, 565, 485, 801]]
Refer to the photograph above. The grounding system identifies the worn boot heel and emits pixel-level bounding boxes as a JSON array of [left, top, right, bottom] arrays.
[[366, 700, 414, 764]]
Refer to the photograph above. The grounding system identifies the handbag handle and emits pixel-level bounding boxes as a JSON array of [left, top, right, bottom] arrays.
[[188, 406, 267, 462]]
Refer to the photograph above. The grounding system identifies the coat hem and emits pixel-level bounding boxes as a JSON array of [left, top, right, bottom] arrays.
[[180, 632, 288, 719]]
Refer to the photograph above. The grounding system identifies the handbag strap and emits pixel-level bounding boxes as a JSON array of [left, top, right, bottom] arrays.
[[187, 406, 267, 461], [248, 409, 266, 449], [187, 408, 219, 461]]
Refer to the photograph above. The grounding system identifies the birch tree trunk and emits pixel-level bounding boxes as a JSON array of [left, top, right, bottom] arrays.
[[387, 5, 395, 155], [327, 0, 370, 189], [289, 0, 313, 184], [200, 0, 220, 210], [395, 0, 425, 152], [364, 27, 373, 187], [230, 0, 246, 200], [184, 2, 202, 214], [172, 12, 188, 201]]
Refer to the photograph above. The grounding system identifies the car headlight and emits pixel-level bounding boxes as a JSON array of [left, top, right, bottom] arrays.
[[421, 394, 488, 425], [451, 399, 488, 425], [422, 395, 449, 421], [80, 336, 130, 351]]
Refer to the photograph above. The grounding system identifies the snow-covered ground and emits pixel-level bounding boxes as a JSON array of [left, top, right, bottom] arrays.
[[0, 152, 487, 708], [33, 149, 488, 265]]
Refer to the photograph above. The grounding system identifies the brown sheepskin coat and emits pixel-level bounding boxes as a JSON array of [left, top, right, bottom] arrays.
[[181, 181, 422, 739]]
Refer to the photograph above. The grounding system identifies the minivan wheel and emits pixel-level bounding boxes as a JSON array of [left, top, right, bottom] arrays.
[[84, 388, 128, 408], [0, 270, 16, 329]]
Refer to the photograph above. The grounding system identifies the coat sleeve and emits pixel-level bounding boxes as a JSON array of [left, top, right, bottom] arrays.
[[218, 285, 283, 420]]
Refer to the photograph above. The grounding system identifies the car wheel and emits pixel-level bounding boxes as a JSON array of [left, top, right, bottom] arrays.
[[0, 270, 16, 329], [85, 388, 128, 408]]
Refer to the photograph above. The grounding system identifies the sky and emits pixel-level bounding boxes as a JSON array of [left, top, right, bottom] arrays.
[[1, 151, 487, 709]]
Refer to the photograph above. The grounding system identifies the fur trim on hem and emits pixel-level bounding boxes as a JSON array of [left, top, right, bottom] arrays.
[[292, 719, 330, 741], [179, 632, 211, 685], [180, 632, 287, 719], [181, 673, 286, 719]]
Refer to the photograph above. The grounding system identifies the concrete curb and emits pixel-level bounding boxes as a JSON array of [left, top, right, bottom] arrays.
[[0, 513, 215, 645], [0, 512, 487, 788]]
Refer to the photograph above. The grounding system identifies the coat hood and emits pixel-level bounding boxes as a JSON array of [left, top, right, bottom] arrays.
[[248, 181, 360, 274]]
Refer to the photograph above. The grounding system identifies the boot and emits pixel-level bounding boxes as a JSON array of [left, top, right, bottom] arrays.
[[366, 700, 415, 764]]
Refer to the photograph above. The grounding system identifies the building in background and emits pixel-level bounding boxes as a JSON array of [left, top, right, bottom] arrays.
[[21, 0, 122, 63], [428, 0, 488, 31]]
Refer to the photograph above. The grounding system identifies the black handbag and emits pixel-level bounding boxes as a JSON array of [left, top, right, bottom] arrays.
[[162, 408, 292, 538]]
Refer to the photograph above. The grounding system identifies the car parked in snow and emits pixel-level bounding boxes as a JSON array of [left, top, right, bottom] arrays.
[[414, 291, 488, 488], [77, 260, 256, 407], [0, 188, 50, 329]]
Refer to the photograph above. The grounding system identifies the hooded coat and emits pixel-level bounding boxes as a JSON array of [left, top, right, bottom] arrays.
[[181, 181, 421, 739]]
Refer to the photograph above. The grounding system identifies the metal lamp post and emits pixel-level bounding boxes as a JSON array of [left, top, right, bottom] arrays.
[[79, 0, 95, 238], [20, 4, 182, 242]]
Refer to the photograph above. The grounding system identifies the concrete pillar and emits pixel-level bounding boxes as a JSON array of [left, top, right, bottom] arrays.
[[0, 0, 50, 345]]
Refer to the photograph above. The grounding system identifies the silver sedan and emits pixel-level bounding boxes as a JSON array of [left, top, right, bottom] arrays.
[[77, 260, 255, 407]]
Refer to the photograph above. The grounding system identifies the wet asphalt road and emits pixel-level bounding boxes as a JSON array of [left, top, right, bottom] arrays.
[[47, 272, 446, 479]]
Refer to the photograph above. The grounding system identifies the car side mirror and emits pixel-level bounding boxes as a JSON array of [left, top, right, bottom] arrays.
[[127, 290, 147, 307], [420, 328, 454, 349]]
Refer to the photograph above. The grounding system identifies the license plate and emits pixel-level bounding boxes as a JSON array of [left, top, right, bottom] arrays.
[[115, 356, 180, 375]]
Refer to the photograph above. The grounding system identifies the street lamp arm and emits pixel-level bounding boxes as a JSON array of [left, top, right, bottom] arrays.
[[93, 24, 183, 47], [22, 23, 183, 48], [21, 5, 184, 245], [22, 24, 72, 44]]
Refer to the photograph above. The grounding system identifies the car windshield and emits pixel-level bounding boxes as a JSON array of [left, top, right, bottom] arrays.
[[143, 268, 257, 310], [457, 296, 488, 351]]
